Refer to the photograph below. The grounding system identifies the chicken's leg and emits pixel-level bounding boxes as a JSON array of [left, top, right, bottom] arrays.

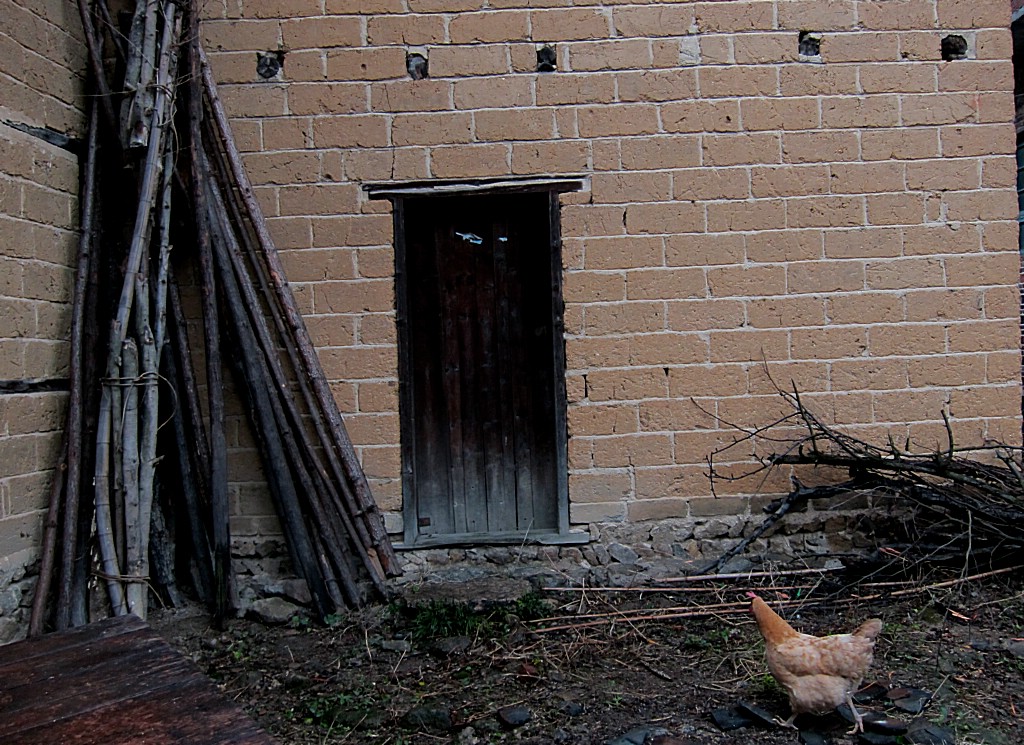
[[843, 693, 866, 734], [772, 712, 798, 729]]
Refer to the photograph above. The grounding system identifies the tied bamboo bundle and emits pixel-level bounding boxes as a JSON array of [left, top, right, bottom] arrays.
[[29, 0, 398, 634]]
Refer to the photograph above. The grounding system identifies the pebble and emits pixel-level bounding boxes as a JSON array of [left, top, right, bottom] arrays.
[[887, 687, 932, 714], [402, 705, 452, 733], [857, 732, 900, 745], [247, 597, 304, 625], [607, 726, 672, 745], [710, 706, 753, 731], [496, 704, 532, 728], [430, 636, 472, 657], [799, 732, 831, 745], [560, 700, 585, 717], [905, 720, 956, 745], [737, 700, 782, 727]]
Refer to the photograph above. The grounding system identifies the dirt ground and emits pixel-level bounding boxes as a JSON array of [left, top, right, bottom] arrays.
[[152, 568, 1024, 745]]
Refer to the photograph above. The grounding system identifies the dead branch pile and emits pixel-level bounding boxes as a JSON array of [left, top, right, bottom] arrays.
[[30, 0, 398, 634], [705, 387, 1024, 575], [528, 565, 1020, 634]]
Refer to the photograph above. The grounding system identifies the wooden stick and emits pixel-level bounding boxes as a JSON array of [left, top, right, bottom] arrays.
[[109, 1, 177, 350], [167, 269, 211, 500], [122, 338, 143, 617], [92, 5, 180, 615], [148, 490, 182, 607], [153, 110, 174, 355], [199, 48, 399, 578], [135, 281, 159, 619], [532, 606, 749, 634], [162, 281, 215, 605], [204, 100, 386, 586], [202, 135, 388, 600], [205, 178, 368, 608], [533, 598, 749, 625], [541, 584, 818, 594], [531, 565, 1024, 634], [32, 97, 101, 635], [94, 0, 125, 63], [703, 482, 833, 576], [75, 0, 118, 133], [93, 354, 127, 616], [651, 566, 844, 584], [190, 42, 232, 628], [209, 209, 337, 618]]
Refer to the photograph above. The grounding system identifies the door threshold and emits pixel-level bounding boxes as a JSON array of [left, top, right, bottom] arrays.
[[395, 529, 590, 550]]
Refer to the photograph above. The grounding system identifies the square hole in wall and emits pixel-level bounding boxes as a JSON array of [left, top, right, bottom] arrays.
[[536, 45, 557, 72], [941, 34, 970, 61], [798, 31, 822, 62]]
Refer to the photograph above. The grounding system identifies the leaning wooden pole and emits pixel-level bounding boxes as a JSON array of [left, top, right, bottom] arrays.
[[76, 0, 118, 132], [188, 6, 232, 626], [207, 179, 362, 609], [200, 48, 400, 579], [202, 142, 388, 599], [29, 97, 100, 636]]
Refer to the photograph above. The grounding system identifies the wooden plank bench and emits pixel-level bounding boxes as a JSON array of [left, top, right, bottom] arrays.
[[0, 614, 278, 744]]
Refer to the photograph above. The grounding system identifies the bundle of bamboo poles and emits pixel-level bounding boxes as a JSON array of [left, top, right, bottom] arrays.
[[29, 0, 398, 635]]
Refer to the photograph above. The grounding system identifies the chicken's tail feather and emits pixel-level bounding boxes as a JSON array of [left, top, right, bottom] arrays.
[[853, 618, 883, 640]]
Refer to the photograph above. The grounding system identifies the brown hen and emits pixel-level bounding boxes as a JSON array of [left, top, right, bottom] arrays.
[[748, 593, 883, 733]]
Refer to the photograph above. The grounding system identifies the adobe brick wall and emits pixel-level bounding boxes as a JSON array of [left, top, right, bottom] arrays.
[[201, 0, 1023, 549], [0, 0, 85, 638]]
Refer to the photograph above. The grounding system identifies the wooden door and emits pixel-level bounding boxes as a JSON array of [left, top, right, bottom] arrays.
[[396, 191, 567, 544]]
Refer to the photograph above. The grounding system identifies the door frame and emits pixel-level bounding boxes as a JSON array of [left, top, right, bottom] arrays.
[[368, 177, 586, 548]]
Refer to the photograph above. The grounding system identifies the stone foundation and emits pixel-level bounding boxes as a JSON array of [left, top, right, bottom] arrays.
[[393, 495, 897, 591], [0, 550, 38, 645]]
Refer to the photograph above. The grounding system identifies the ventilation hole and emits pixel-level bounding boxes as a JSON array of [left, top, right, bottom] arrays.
[[406, 52, 428, 80], [798, 31, 822, 59], [536, 45, 557, 73], [255, 50, 284, 79], [941, 34, 968, 61]]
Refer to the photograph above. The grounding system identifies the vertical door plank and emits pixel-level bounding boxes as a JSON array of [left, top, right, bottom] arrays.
[[437, 217, 469, 534], [484, 207, 517, 532]]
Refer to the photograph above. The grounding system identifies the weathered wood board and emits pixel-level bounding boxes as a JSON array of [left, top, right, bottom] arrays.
[[0, 614, 277, 744]]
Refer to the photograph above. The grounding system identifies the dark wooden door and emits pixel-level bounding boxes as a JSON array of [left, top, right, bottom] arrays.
[[397, 191, 566, 544]]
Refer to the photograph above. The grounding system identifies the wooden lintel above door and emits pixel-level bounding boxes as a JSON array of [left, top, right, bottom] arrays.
[[364, 175, 589, 201]]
